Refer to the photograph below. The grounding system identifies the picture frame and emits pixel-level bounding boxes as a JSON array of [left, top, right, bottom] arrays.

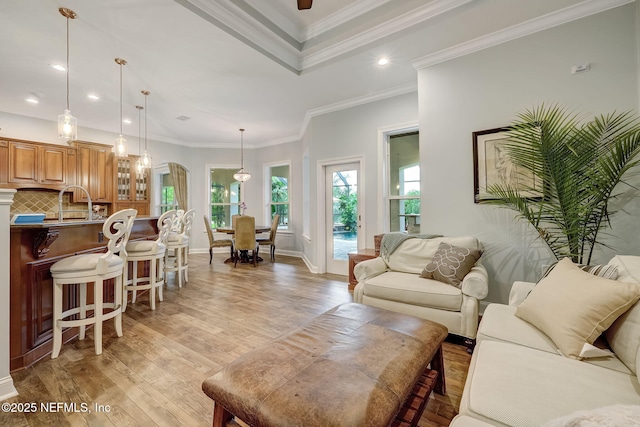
[[472, 127, 542, 203]]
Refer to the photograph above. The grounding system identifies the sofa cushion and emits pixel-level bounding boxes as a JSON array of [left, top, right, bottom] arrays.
[[542, 404, 640, 427], [478, 304, 632, 374], [386, 236, 481, 274], [515, 258, 640, 359], [461, 340, 640, 426], [421, 242, 482, 287], [604, 255, 640, 375], [361, 271, 462, 311]]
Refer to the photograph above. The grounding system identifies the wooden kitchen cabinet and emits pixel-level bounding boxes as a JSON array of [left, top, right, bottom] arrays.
[[113, 155, 150, 216], [72, 141, 114, 203], [3, 138, 75, 190]]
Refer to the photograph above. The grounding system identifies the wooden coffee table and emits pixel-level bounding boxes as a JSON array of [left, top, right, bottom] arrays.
[[202, 303, 448, 427]]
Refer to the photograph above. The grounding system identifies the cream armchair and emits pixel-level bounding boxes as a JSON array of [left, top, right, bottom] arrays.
[[353, 236, 489, 349]]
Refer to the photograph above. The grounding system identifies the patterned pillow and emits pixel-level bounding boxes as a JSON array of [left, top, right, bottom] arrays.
[[421, 243, 483, 287], [538, 260, 618, 282]]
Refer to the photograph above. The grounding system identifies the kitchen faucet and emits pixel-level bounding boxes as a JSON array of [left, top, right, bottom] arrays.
[[58, 185, 93, 221]]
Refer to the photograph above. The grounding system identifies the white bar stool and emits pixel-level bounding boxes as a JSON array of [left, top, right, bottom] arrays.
[[124, 210, 176, 311], [164, 208, 195, 287], [50, 209, 137, 358]]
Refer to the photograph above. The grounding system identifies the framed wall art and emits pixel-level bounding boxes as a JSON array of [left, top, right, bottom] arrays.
[[472, 127, 542, 203]]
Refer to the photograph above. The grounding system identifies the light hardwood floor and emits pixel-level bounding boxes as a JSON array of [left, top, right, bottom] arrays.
[[2, 254, 471, 427]]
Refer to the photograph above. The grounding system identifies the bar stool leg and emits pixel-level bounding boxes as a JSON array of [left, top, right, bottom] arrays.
[[114, 274, 123, 338], [149, 258, 156, 310], [94, 279, 103, 355], [131, 261, 138, 303], [177, 248, 183, 288], [184, 247, 189, 282], [52, 281, 63, 359], [79, 282, 87, 340], [158, 256, 164, 302]]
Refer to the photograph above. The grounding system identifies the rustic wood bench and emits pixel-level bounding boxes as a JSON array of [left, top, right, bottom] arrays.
[[202, 303, 448, 427]]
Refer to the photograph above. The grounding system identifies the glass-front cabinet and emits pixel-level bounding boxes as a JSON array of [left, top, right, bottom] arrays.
[[113, 155, 150, 216]]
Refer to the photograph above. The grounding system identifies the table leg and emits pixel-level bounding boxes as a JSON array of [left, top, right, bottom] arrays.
[[430, 345, 446, 395], [212, 402, 233, 427]]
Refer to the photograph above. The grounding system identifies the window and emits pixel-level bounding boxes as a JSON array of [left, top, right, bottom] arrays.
[[159, 173, 178, 213], [268, 164, 289, 229], [208, 168, 242, 228], [388, 132, 420, 233]]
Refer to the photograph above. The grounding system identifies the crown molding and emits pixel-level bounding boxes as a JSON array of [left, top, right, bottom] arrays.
[[412, 0, 634, 70], [305, 0, 393, 41], [175, 0, 303, 72], [302, 0, 473, 70]]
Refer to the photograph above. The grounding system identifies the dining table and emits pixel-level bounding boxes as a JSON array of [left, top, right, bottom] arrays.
[[215, 225, 272, 263]]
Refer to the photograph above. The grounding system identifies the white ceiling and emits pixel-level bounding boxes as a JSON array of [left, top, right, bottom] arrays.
[[0, 0, 623, 149]]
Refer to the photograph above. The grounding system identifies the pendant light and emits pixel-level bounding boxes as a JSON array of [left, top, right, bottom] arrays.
[[114, 58, 128, 157], [135, 105, 144, 174], [57, 8, 78, 141], [140, 90, 152, 169], [233, 128, 251, 182]]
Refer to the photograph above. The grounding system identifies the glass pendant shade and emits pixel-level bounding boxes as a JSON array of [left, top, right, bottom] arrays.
[[58, 109, 77, 141], [115, 134, 127, 157], [141, 150, 152, 168], [135, 158, 144, 174], [233, 169, 252, 182], [233, 128, 251, 182]]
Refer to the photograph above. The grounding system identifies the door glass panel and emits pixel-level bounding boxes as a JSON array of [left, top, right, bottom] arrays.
[[332, 169, 358, 261]]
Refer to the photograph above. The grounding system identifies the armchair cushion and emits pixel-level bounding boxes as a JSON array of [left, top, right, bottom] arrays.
[[515, 258, 640, 359], [421, 242, 482, 287]]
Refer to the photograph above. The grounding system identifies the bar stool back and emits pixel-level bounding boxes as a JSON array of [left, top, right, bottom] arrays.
[[165, 208, 195, 287], [50, 208, 137, 358], [124, 210, 176, 311]]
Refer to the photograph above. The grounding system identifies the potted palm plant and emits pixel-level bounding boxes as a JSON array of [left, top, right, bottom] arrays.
[[481, 104, 640, 264]]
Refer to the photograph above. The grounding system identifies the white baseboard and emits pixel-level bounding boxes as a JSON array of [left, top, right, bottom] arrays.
[[0, 376, 17, 401]]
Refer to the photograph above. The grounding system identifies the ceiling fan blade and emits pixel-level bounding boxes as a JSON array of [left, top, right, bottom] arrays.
[[297, 0, 312, 10]]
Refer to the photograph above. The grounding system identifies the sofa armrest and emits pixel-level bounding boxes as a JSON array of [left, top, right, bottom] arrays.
[[509, 281, 536, 306], [354, 257, 387, 282], [461, 264, 489, 300]]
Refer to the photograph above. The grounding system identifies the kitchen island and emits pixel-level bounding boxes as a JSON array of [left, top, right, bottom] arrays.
[[9, 217, 158, 371]]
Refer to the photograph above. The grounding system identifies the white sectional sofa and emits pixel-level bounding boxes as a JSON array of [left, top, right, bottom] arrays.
[[353, 235, 489, 346], [452, 255, 640, 426]]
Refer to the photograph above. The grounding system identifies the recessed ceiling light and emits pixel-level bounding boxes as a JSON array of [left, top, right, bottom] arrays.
[[25, 98, 39, 104], [377, 57, 389, 66], [176, 115, 191, 121], [87, 94, 100, 100], [123, 118, 132, 125], [52, 64, 66, 71]]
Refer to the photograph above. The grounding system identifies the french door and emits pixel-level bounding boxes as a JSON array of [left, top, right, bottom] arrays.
[[325, 162, 362, 275]]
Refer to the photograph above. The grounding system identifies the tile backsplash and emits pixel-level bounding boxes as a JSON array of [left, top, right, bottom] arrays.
[[11, 190, 107, 219]]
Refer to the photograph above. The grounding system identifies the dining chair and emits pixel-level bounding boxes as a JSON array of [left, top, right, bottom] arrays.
[[233, 215, 259, 267], [50, 208, 137, 358], [203, 215, 233, 264], [232, 214, 240, 229], [257, 214, 280, 261]]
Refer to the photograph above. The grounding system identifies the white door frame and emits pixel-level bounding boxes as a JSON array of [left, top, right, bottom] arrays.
[[316, 156, 365, 274]]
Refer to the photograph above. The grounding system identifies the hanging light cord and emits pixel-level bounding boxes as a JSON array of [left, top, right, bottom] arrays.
[[240, 129, 245, 169], [144, 91, 148, 150], [137, 106, 143, 154], [119, 63, 123, 135], [65, 14, 70, 110]]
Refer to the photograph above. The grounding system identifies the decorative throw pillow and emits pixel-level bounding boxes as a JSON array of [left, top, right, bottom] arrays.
[[515, 257, 640, 360], [538, 260, 618, 282], [420, 243, 482, 287]]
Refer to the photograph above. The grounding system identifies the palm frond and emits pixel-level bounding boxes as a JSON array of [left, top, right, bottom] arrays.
[[483, 105, 640, 264]]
